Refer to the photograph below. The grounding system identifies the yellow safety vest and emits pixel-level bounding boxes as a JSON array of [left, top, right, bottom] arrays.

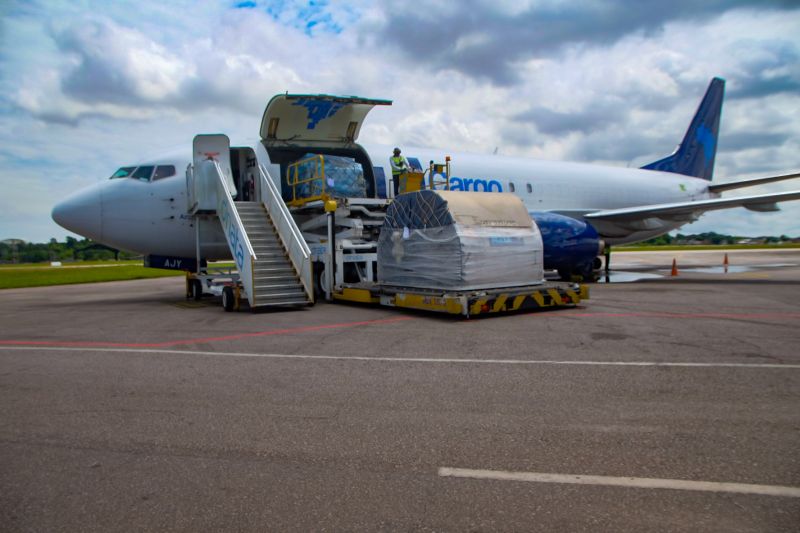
[[391, 156, 406, 175]]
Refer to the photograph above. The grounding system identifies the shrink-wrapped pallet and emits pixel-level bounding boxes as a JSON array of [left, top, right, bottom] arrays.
[[378, 190, 544, 290], [294, 153, 366, 199]]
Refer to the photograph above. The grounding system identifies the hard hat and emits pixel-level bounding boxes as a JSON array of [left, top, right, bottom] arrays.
[[393, 147, 401, 153]]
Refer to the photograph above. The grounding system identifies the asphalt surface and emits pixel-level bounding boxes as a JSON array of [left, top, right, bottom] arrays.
[[1, 250, 799, 532]]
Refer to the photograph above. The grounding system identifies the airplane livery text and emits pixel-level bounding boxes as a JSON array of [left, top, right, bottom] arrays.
[[443, 176, 503, 192]]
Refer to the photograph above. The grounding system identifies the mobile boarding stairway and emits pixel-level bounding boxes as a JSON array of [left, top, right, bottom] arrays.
[[185, 135, 314, 311]]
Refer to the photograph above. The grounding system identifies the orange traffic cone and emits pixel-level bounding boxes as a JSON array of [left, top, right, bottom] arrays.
[[671, 258, 678, 276], [723, 253, 729, 273]]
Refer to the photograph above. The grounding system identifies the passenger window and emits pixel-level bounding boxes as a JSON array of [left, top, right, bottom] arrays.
[[110, 167, 136, 179], [526, 183, 532, 194], [153, 165, 176, 180], [132, 166, 155, 181], [509, 182, 515, 193]]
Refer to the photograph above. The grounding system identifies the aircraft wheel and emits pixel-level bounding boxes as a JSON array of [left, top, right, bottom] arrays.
[[191, 279, 203, 300], [222, 286, 235, 312]]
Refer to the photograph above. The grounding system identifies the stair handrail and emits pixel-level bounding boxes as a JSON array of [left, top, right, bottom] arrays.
[[258, 164, 313, 302], [199, 159, 257, 306]]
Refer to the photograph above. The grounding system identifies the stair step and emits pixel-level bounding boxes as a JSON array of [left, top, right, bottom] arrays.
[[252, 249, 283, 255], [254, 257, 290, 265], [253, 250, 287, 255], [253, 274, 298, 283], [253, 251, 286, 259], [241, 222, 270, 228], [253, 282, 304, 291], [254, 291, 308, 301], [252, 300, 310, 308], [253, 266, 295, 273]]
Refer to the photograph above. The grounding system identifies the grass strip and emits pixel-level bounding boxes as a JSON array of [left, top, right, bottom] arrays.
[[0, 265, 182, 289]]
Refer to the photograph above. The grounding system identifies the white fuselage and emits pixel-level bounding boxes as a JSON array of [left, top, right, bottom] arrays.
[[52, 140, 715, 259]]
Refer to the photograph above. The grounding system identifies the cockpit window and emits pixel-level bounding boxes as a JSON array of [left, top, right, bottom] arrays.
[[132, 166, 155, 181], [153, 165, 176, 180], [110, 167, 136, 179]]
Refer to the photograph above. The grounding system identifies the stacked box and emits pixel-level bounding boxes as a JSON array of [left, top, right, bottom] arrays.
[[378, 190, 544, 290], [295, 153, 366, 199]]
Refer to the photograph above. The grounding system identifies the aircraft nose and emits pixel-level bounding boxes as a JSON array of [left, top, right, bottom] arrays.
[[52, 184, 103, 240]]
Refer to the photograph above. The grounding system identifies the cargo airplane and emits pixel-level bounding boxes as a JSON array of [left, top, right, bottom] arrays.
[[52, 77, 800, 279]]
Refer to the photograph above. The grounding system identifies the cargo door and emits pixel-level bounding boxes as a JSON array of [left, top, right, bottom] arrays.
[[260, 94, 391, 147]]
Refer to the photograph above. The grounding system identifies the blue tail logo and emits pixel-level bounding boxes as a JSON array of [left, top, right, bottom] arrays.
[[642, 77, 725, 181]]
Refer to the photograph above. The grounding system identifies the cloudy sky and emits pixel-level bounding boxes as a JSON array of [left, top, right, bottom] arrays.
[[1, 0, 799, 243]]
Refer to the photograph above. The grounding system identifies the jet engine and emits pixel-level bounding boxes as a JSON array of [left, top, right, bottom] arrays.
[[530, 211, 602, 280]]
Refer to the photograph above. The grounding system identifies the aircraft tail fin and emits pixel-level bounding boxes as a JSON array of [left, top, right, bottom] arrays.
[[641, 77, 725, 181]]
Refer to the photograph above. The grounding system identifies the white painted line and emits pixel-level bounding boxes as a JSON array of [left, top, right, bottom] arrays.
[[438, 467, 800, 498], [1, 345, 799, 369]]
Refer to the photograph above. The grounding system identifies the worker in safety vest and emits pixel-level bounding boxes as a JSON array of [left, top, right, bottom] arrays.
[[389, 147, 409, 196]]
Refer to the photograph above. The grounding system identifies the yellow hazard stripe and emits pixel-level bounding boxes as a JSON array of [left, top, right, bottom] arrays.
[[547, 289, 563, 305], [492, 294, 508, 313], [470, 298, 489, 315]]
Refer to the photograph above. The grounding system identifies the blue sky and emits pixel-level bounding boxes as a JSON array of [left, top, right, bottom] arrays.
[[1, 0, 799, 242]]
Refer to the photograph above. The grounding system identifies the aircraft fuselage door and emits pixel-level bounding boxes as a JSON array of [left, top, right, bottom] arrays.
[[192, 134, 236, 211], [259, 94, 392, 147]]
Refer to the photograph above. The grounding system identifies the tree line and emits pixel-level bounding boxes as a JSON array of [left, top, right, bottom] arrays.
[[2, 232, 796, 264], [640, 232, 794, 246], [1, 237, 140, 264]]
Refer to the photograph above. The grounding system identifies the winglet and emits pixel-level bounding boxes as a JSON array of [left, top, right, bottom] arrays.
[[641, 77, 725, 181]]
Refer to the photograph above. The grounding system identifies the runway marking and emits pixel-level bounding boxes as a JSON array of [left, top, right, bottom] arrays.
[[438, 467, 800, 498], [0, 316, 414, 348], [1, 346, 799, 369], [0, 311, 796, 349]]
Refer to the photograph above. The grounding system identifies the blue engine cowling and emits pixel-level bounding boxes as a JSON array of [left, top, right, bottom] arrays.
[[530, 211, 601, 277]]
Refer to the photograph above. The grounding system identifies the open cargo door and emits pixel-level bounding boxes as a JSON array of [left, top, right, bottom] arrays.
[[260, 94, 391, 148]]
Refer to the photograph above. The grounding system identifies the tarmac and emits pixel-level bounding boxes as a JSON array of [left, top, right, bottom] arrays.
[[1, 249, 799, 532]]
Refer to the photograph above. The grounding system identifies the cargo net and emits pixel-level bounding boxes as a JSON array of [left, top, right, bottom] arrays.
[[294, 153, 366, 199], [378, 190, 544, 290], [383, 189, 454, 229]]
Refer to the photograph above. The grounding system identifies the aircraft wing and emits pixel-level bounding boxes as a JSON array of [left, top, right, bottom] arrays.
[[708, 171, 800, 193], [585, 189, 800, 224]]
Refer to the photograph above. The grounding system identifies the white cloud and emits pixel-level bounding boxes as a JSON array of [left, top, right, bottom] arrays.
[[0, 1, 799, 242]]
